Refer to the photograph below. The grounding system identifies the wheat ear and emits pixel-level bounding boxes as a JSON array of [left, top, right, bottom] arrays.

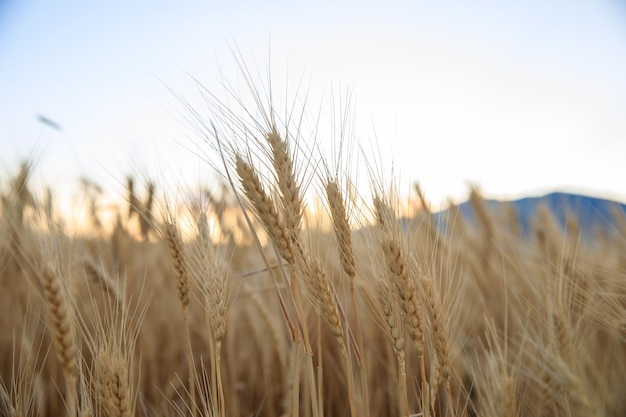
[[197, 213, 226, 417], [82, 256, 124, 307], [236, 153, 318, 417], [421, 272, 455, 416], [326, 179, 370, 416], [266, 130, 326, 417], [326, 180, 356, 280], [235, 155, 295, 264], [373, 196, 427, 398], [266, 127, 303, 238], [39, 265, 78, 417], [94, 349, 131, 417], [164, 221, 190, 309], [303, 258, 356, 417], [163, 220, 196, 417], [377, 281, 410, 417], [260, 127, 327, 416]]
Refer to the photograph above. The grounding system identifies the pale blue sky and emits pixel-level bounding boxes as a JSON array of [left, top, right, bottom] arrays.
[[1, 1, 626, 215]]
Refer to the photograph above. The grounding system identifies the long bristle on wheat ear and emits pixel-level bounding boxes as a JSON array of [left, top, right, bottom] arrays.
[[39, 264, 78, 417]]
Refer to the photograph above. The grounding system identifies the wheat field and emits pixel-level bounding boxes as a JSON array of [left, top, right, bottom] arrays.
[[1, 79, 626, 417]]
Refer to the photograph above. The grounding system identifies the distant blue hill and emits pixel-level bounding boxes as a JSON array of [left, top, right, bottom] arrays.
[[436, 192, 626, 238]]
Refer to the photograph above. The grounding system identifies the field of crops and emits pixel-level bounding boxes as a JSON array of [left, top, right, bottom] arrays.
[[1, 92, 625, 417]]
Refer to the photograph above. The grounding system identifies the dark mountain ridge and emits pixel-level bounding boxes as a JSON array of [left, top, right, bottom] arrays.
[[436, 192, 626, 238]]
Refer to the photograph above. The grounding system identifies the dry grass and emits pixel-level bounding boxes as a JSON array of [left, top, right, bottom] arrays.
[[1, 77, 626, 417]]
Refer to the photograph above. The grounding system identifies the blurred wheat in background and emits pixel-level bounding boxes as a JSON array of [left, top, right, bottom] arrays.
[[1, 68, 626, 417]]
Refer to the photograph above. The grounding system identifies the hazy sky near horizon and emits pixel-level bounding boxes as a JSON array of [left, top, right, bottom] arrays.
[[1, 1, 626, 214]]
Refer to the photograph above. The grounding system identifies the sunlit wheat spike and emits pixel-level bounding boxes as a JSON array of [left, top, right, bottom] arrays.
[[421, 272, 455, 416], [373, 196, 425, 357], [304, 257, 345, 344], [39, 264, 78, 417], [376, 281, 410, 416], [95, 349, 132, 417], [266, 127, 303, 237], [378, 281, 405, 362], [326, 179, 356, 280], [164, 220, 190, 309], [235, 154, 295, 264]]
